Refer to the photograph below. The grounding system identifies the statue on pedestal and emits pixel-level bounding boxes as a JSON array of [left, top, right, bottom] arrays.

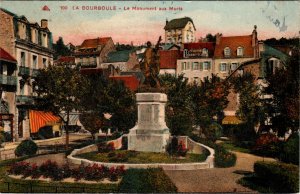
[[140, 36, 162, 90]]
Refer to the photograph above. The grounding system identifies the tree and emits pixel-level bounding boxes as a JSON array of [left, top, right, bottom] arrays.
[[191, 74, 229, 140], [33, 64, 86, 148], [79, 74, 136, 135], [79, 112, 103, 139], [53, 37, 71, 59], [230, 72, 263, 140], [264, 52, 299, 136], [160, 74, 194, 136], [205, 33, 216, 42]]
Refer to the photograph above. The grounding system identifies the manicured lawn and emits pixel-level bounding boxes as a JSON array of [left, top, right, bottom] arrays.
[[76, 150, 207, 163], [0, 157, 118, 193], [220, 141, 251, 153]]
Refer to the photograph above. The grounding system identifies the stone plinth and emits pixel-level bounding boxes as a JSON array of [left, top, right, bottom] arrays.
[[128, 93, 170, 152]]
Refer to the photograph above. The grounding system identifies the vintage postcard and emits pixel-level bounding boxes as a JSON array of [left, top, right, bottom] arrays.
[[0, 0, 299, 193]]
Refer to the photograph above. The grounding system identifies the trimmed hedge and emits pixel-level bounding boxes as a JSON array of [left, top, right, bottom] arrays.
[[214, 145, 237, 168], [119, 168, 177, 193], [15, 139, 38, 157], [254, 161, 299, 193]]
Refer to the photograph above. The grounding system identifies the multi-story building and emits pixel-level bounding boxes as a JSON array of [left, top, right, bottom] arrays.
[[213, 25, 259, 79], [164, 17, 196, 45], [159, 50, 181, 75], [74, 37, 115, 68], [0, 8, 54, 141], [176, 42, 215, 83], [0, 48, 17, 140]]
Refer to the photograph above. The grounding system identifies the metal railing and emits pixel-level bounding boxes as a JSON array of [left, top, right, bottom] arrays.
[[18, 66, 30, 76], [16, 95, 35, 104], [0, 74, 17, 86]]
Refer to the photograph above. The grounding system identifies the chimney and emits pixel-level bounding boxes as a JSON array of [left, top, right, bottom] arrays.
[[216, 33, 222, 45], [41, 19, 48, 28], [252, 25, 258, 58], [166, 19, 168, 26]]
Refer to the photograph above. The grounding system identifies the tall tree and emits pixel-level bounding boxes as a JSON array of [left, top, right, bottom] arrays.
[[230, 72, 263, 140], [191, 74, 229, 140], [33, 64, 86, 148], [264, 52, 299, 136], [53, 37, 71, 59], [160, 74, 194, 136]]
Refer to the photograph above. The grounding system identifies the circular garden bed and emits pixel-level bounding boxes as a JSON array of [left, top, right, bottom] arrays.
[[75, 150, 208, 163]]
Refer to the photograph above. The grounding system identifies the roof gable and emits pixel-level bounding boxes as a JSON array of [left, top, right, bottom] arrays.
[[214, 35, 254, 58], [80, 37, 112, 49], [159, 50, 180, 69], [164, 17, 195, 30]]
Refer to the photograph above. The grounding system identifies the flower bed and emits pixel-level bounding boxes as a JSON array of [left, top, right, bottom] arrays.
[[8, 160, 125, 182]]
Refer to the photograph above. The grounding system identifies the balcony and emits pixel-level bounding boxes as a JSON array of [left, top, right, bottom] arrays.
[[18, 66, 30, 76], [31, 69, 40, 77], [16, 95, 35, 105], [79, 62, 97, 68], [0, 74, 17, 86]]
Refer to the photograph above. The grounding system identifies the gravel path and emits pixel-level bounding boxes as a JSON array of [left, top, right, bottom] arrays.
[[164, 151, 276, 193]]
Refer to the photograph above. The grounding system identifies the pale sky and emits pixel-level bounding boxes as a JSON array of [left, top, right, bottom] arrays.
[[1, 1, 299, 45]]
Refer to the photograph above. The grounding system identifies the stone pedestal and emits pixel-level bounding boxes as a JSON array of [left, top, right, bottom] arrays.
[[128, 93, 170, 153]]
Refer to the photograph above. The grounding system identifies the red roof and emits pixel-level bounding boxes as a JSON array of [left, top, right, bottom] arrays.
[[159, 50, 180, 69], [0, 47, 17, 63], [80, 37, 111, 49], [214, 35, 254, 58], [56, 56, 75, 63], [110, 75, 139, 91], [184, 42, 214, 50]]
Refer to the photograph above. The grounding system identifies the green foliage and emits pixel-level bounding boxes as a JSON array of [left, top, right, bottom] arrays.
[[167, 136, 188, 157], [191, 74, 229, 140], [120, 136, 128, 150], [53, 37, 71, 60], [254, 161, 299, 193], [79, 112, 103, 139], [252, 133, 280, 158], [15, 140, 38, 157], [161, 74, 194, 136], [280, 133, 299, 165], [34, 64, 87, 147], [119, 168, 177, 193], [38, 126, 54, 139], [230, 73, 263, 140], [214, 144, 237, 168], [264, 53, 299, 136]]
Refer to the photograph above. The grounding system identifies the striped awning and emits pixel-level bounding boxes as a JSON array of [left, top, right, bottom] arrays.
[[29, 110, 61, 133], [222, 116, 242, 125]]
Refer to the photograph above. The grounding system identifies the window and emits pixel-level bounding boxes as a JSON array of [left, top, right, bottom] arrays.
[[224, 47, 231, 57], [203, 61, 211, 71], [193, 62, 200, 70], [42, 58, 47, 68], [20, 52, 25, 66], [202, 48, 208, 57], [220, 63, 227, 72], [32, 55, 37, 69], [237, 47, 244, 57], [231, 63, 238, 71], [181, 62, 186, 70]]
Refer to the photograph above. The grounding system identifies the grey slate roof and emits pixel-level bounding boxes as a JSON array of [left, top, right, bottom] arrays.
[[106, 50, 134, 63], [164, 17, 195, 30]]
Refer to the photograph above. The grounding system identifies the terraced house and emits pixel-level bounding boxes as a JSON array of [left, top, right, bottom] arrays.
[[0, 8, 54, 141]]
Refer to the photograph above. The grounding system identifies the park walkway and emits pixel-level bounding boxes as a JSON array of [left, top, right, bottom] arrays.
[[164, 151, 276, 193]]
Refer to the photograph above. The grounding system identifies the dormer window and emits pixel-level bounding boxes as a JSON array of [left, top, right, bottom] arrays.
[[202, 48, 208, 57], [224, 47, 231, 57], [237, 47, 244, 57]]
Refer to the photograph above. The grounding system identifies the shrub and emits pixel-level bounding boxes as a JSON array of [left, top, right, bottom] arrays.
[[167, 136, 178, 155], [119, 168, 177, 193], [214, 145, 237, 168], [39, 160, 61, 180], [252, 133, 280, 158], [97, 142, 115, 153], [8, 161, 30, 175], [254, 161, 299, 193], [280, 133, 299, 165], [15, 139, 38, 157]]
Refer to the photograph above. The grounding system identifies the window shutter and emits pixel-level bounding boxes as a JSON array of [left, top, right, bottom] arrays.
[[208, 62, 211, 70], [219, 63, 222, 71], [200, 62, 203, 71], [181, 62, 184, 70], [227, 63, 231, 71]]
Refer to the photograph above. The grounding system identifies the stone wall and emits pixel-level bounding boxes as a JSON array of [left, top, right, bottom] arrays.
[[0, 10, 15, 57]]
